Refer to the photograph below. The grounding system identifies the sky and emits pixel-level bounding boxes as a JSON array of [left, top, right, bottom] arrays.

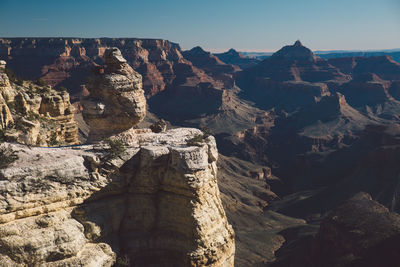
[[0, 0, 399, 52]]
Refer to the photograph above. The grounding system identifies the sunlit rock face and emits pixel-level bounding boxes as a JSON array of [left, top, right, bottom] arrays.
[[0, 128, 235, 266], [0, 60, 78, 146], [81, 47, 146, 142]]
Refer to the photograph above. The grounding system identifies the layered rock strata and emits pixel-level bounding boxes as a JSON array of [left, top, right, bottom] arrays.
[[81, 47, 146, 142], [0, 38, 225, 97], [0, 128, 235, 266], [0, 60, 78, 146]]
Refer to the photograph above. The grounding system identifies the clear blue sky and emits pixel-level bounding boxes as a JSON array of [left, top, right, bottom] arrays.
[[0, 0, 399, 52]]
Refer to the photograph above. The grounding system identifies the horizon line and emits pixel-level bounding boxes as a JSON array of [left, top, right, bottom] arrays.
[[0, 36, 399, 54]]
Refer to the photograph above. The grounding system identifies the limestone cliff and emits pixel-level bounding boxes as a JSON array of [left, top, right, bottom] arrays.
[[0, 128, 235, 266], [0, 60, 78, 146]]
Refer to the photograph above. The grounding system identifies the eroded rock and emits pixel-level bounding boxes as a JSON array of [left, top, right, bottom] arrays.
[[81, 47, 146, 142], [0, 128, 235, 266], [0, 61, 78, 146]]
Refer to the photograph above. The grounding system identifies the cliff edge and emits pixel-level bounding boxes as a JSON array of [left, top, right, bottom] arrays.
[[0, 48, 235, 266]]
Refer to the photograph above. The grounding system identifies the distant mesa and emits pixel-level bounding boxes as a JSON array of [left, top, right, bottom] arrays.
[[224, 48, 243, 57], [328, 54, 400, 80], [236, 40, 349, 110], [185, 46, 210, 56], [214, 48, 260, 70], [182, 45, 238, 88]]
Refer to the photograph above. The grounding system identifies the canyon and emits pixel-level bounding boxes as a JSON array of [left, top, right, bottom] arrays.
[[0, 48, 235, 266], [1, 38, 400, 266]]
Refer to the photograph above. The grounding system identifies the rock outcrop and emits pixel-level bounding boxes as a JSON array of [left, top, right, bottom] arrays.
[[81, 47, 146, 142], [312, 192, 400, 267], [214, 49, 260, 70], [328, 55, 400, 80], [182, 46, 238, 88], [0, 128, 235, 266], [0, 60, 78, 146], [236, 40, 349, 111], [270, 192, 400, 267]]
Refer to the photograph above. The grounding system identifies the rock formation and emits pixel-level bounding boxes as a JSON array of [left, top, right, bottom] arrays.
[[182, 46, 238, 88], [245, 40, 349, 82], [81, 47, 146, 142], [270, 192, 400, 267], [0, 47, 235, 266], [214, 49, 260, 70], [0, 38, 226, 97], [328, 55, 400, 80], [0, 60, 78, 146], [0, 60, 14, 129], [313, 192, 400, 267], [4, 37, 400, 267], [0, 128, 235, 266], [236, 40, 349, 111]]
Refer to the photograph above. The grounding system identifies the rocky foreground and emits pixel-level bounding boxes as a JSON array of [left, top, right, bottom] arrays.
[[0, 128, 234, 266]]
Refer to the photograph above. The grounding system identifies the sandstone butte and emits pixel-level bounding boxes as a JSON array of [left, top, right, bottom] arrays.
[[0, 48, 235, 266]]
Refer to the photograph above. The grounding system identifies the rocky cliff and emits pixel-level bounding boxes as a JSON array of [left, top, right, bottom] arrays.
[[0, 128, 234, 266], [0, 48, 234, 266], [214, 49, 260, 70], [0, 38, 225, 98], [271, 192, 400, 267], [0, 60, 78, 146], [182, 46, 238, 88]]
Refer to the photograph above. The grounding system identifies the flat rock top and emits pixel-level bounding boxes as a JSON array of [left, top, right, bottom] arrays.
[[0, 128, 207, 178]]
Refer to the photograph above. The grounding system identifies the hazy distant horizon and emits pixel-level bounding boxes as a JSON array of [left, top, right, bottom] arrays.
[[1, 0, 399, 52], [1, 36, 399, 54]]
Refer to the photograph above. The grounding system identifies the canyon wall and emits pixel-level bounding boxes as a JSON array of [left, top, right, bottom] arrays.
[[0, 38, 230, 98]]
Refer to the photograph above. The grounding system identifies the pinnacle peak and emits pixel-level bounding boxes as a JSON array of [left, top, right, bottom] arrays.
[[294, 40, 303, 47]]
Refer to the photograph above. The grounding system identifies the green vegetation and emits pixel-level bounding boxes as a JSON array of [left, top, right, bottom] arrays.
[[104, 138, 126, 159], [116, 255, 130, 266], [201, 126, 212, 138], [26, 111, 39, 121], [186, 127, 213, 147], [49, 132, 59, 146], [36, 136, 43, 146], [0, 145, 19, 169], [26, 84, 37, 96], [4, 68, 23, 85], [186, 134, 204, 147], [0, 129, 6, 142], [13, 117, 25, 131], [35, 78, 48, 87]]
